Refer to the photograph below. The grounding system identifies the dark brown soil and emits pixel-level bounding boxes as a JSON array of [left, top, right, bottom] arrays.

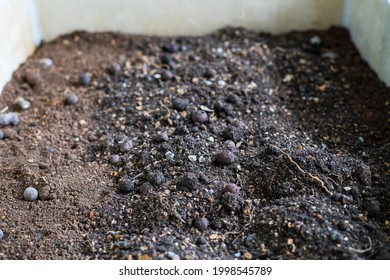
[[0, 27, 389, 260]]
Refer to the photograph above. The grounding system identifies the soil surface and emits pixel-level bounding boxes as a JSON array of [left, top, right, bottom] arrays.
[[0, 27, 389, 260]]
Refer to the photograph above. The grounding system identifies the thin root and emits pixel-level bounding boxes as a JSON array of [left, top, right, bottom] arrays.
[[348, 237, 372, 254], [271, 145, 333, 196]]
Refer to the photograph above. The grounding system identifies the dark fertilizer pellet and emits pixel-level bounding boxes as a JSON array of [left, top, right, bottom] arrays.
[[79, 72, 91, 86], [66, 93, 79, 105], [161, 70, 173, 81], [203, 68, 217, 79], [107, 63, 121, 75], [191, 110, 208, 123], [194, 217, 209, 231], [109, 154, 121, 164], [214, 151, 235, 165], [224, 183, 240, 194], [120, 140, 133, 152], [172, 97, 189, 111], [25, 70, 41, 86], [139, 182, 153, 195], [196, 236, 207, 245], [101, 136, 114, 148], [118, 175, 134, 193]]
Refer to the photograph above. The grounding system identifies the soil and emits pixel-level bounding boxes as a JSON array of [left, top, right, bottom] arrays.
[[0, 27, 389, 260]]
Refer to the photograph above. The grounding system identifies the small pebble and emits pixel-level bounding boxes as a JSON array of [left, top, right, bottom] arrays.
[[0, 113, 20, 126], [39, 58, 53, 68], [310, 35, 322, 45], [172, 97, 189, 111], [166, 251, 180, 260], [321, 52, 338, 59], [109, 154, 121, 164], [204, 68, 217, 79], [25, 70, 41, 86], [79, 72, 91, 86], [165, 151, 175, 160], [217, 80, 226, 87], [161, 70, 173, 81], [155, 132, 169, 142], [15, 96, 31, 110], [243, 252, 252, 260], [120, 140, 133, 152], [101, 136, 114, 148], [140, 182, 153, 194], [67, 153, 77, 161], [118, 175, 134, 193], [191, 110, 208, 123], [23, 187, 38, 201], [0, 129, 4, 140], [194, 217, 209, 231], [66, 93, 79, 105], [224, 140, 236, 150], [107, 63, 121, 75], [188, 155, 197, 162], [215, 151, 235, 165], [0, 229, 3, 240], [224, 183, 240, 194]]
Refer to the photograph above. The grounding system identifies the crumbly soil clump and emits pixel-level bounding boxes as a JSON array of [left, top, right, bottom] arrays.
[[0, 27, 389, 260]]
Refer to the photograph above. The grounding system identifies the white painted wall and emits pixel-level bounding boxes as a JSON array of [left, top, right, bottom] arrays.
[[0, 0, 36, 93], [35, 0, 343, 40], [0, 0, 389, 93], [344, 0, 390, 86]]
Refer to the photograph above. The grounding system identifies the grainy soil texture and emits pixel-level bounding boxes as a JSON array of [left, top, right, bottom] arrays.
[[0, 27, 389, 260]]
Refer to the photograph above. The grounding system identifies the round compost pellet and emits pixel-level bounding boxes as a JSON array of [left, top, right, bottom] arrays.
[[172, 97, 189, 111], [109, 154, 121, 164], [140, 182, 153, 195], [203, 68, 217, 79], [107, 63, 121, 75], [118, 175, 134, 193], [79, 72, 91, 86], [161, 70, 173, 81], [23, 187, 38, 201], [215, 151, 235, 165], [194, 217, 209, 231], [25, 70, 41, 86], [66, 93, 79, 105], [120, 140, 133, 152], [191, 110, 208, 123], [101, 136, 114, 148], [224, 183, 240, 194]]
